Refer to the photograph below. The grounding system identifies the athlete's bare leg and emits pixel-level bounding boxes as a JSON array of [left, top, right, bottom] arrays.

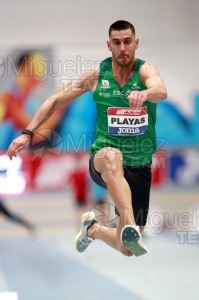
[[93, 147, 135, 226], [74, 147, 147, 256], [88, 217, 133, 256]]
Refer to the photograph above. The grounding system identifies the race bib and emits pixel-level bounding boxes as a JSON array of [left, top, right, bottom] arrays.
[[107, 107, 148, 135]]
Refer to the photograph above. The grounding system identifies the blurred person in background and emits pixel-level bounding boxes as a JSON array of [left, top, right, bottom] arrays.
[[0, 51, 107, 223], [0, 51, 63, 231], [0, 198, 34, 231], [0, 51, 63, 149]]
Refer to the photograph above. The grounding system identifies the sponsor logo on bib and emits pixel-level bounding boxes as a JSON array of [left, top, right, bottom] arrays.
[[107, 107, 148, 135]]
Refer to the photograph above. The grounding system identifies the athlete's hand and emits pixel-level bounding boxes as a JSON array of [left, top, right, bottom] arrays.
[[128, 91, 147, 109], [7, 135, 31, 160]]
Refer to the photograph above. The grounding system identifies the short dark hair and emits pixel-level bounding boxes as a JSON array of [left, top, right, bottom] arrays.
[[109, 20, 135, 36]]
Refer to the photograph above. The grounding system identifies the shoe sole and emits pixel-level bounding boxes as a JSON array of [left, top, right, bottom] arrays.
[[74, 211, 95, 252], [121, 226, 147, 257]]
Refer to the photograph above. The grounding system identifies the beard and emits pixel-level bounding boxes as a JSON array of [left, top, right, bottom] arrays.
[[113, 53, 134, 67]]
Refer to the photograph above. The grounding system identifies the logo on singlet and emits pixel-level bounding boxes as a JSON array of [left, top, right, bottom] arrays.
[[101, 80, 110, 89], [131, 82, 141, 90], [113, 90, 131, 97]]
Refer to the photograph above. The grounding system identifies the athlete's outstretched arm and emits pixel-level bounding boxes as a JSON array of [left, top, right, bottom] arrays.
[[128, 62, 167, 109], [140, 63, 167, 102], [7, 70, 98, 160]]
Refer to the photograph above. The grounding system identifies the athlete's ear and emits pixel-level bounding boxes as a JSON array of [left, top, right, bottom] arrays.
[[107, 40, 111, 52], [135, 38, 139, 50]]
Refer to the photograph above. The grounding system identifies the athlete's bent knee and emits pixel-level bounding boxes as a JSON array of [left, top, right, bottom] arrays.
[[105, 147, 123, 171]]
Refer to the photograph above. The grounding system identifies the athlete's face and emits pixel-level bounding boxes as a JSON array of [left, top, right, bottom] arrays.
[[107, 29, 139, 67]]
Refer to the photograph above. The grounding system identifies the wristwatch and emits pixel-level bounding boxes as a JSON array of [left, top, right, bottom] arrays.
[[21, 129, 33, 138]]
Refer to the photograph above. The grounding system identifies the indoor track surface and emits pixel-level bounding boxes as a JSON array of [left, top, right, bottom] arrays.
[[0, 188, 198, 300]]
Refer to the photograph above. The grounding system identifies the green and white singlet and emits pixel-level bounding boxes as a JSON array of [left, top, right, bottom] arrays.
[[89, 57, 157, 166]]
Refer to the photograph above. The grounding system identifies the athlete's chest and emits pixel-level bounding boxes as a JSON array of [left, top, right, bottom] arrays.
[[96, 75, 143, 102]]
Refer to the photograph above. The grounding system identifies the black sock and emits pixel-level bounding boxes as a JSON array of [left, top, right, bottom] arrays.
[[87, 219, 97, 231]]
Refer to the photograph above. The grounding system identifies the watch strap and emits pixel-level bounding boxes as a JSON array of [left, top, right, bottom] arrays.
[[21, 129, 33, 137]]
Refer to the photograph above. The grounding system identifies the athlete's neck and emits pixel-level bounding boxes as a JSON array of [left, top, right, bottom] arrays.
[[112, 58, 136, 87]]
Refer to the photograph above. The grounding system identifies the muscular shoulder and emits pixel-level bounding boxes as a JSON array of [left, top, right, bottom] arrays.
[[139, 62, 159, 78], [139, 62, 160, 86], [138, 61, 167, 92]]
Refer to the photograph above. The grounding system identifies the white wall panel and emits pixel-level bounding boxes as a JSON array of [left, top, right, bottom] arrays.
[[0, 0, 198, 46]]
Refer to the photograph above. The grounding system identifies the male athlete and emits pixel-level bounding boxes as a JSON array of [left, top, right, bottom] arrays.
[[7, 20, 167, 257]]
